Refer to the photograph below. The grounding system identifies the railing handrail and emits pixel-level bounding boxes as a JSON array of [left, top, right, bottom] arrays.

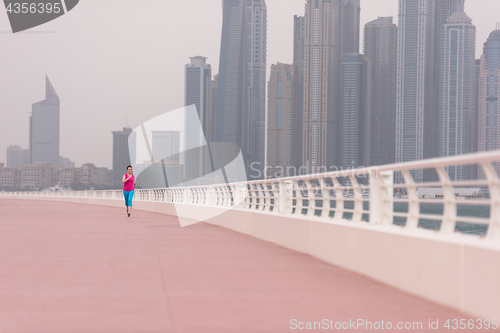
[[2, 151, 500, 241]]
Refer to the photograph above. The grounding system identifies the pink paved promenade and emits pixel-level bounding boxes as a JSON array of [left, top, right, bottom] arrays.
[[0, 199, 483, 333]]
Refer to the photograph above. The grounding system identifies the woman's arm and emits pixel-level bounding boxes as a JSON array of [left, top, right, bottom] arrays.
[[122, 174, 128, 184]]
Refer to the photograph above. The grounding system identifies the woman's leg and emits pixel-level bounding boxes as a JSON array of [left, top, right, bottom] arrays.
[[123, 191, 130, 213], [128, 190, 134, 214]]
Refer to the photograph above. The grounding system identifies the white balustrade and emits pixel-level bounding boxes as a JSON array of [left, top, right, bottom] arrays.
[[2, 151, 500, 240]]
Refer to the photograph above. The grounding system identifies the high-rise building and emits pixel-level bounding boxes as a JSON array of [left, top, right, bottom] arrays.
[[138, 131, 182, 188], [185, 56, 212, 180], [396, 0, 438, 181], [266, 63, 302, 178], [151, 131, 180, 164], [364, 17, 398, 167], [112, 127, 133, 183], [436, 0, 465, 75], [293, 15, 305, 77], [207, 74, 219, 146], [438, 12, 475, 181], [339, 0, 361, 55], [466, 58, 481, 180], [478, 29, 500, 178], [293, 15, 305, 169], [216, 0, 248, 172], [341, 54, 371, 169], [435, 0, 465, 80], [470, 58, 481, 154], [30, 76, 60, 166], [246, 0, 267, 179], [128, 131, 136, 166], [6, 145, 30, 168], [302, 0, 340, 173]]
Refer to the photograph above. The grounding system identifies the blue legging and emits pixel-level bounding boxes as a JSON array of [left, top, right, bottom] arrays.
[[123, 190, 134, 207]]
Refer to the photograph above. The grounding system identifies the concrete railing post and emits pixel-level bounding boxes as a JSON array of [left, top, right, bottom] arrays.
[[482, 161, 500, 240], [436, 166, 457, 234], [370, 170, 394, 225]]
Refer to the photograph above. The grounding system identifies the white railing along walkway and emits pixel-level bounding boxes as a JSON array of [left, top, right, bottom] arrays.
[[3, 151, 499, 240]]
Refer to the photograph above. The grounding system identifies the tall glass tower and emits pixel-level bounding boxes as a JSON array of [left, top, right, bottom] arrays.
[[246, 0, 267, 179], [364, 17, 398, 167], [478, 29, 500, 178], [112, 127, 133, 183], [217, 0, 267, 179], [302, 0, 340, 173], [216, 0, 247, 168], [30, 76, 60, 166], [340, 54, 371, 169], [438, 12, 476, 181], [339, 0, 360, 55], [185, 56, 212, 181], [396, 0, 437, 181]]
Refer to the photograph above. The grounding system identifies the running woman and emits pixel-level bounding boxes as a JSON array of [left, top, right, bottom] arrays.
[[122, 165, 136, 217]]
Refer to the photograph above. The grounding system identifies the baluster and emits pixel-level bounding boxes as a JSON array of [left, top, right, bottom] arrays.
[[481, 161, 500, 240], [369, 170, 394, 225], [332, 177, 344, 221], [436, 166, 457, 234]]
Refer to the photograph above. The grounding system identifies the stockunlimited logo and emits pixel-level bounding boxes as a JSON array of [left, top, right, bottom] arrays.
[[4, 0, 79, 33]]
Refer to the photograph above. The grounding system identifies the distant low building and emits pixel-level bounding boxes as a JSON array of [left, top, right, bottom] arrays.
[[59, 168, 75, 187], [7, 145, 30, 168], [417, 187, 484, 199], [59, 156, 75, 168], [0, 167, 21, 188], [21, 163, 60, 190], [0, 162, 113, 190]]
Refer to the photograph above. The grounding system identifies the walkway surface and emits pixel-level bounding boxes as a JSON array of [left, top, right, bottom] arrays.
[[0, 199, 482, 333]]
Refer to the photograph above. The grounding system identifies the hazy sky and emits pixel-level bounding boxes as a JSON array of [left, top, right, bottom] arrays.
[[1, 0, 499, 168]]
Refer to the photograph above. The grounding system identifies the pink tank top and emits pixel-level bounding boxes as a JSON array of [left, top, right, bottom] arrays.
[[123, 174, 135, 191]]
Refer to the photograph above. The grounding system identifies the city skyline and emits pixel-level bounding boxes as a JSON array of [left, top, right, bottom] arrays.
[[0, 0, 499, 169]]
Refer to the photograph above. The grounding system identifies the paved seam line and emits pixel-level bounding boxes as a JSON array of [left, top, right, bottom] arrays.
[[140, 223, 178, 333]]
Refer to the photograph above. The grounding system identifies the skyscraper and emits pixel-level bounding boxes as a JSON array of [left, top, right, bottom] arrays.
[[339, 0, 361, 55], [341, 54, 371, 169], [438, 12, 476, 181], [185, 56, 212, 180], [216, 0, 248, 172], [246, 0, 267, 179], [435, 0, 465, 71], [396, 0, 437, 181], [30, 76, 60, 166], [293, 15, 305, 77], [436, 0, 465, 49], [470, 58, 481, 154], [112, 127, 133, 183], [185, 56, 212, 141], [435, 0, 465, 78], [151, 131, 180, 164], [302, 0, 340, 173], [293, 15, 305, 169], [267, 63, 302, 178], [478, 29, 500, 178], [468, 58, 481, 180], [364, 17, 398, 167], [207, 74, 219, 146]]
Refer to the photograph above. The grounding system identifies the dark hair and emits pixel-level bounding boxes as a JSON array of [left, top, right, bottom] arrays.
[[127, 165, 132, 170]]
